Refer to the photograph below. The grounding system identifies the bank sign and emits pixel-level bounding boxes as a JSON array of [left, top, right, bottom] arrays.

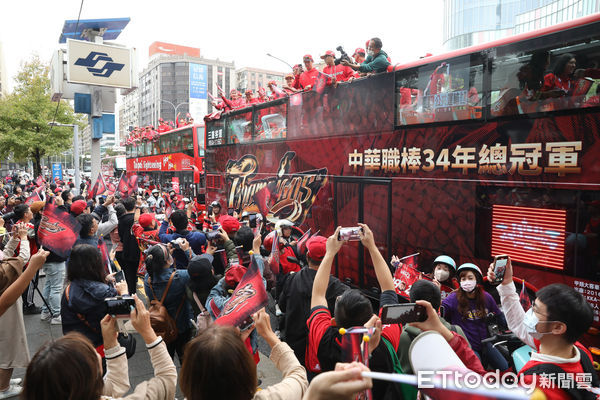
[[67, 39, 132, 88]]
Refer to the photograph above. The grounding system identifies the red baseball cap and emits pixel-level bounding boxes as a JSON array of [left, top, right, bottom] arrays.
[[353, 48, 366, 56], [218, 215, 240, 235], [306, 235, 327, 262], [320, 50, 335, 59], [70, 200, 87, 216], [139, 213, 156, 228], [225, 264, 247, 288], [303, 54, 314, 62]]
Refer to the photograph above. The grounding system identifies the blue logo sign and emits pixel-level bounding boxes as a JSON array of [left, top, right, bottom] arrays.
[[189, 63, 207, 99], [52, 163, 63, 181], [74, 51, 124, 78]]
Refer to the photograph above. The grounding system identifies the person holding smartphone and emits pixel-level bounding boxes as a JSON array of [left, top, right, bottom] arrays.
[[441, 263, 509, 371]]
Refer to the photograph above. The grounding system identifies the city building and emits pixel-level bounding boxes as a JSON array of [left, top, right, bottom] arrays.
[[118, 87, 139, 143], [138, 42, 235, 127], [443, 0, 600, 50], [236, 67, 286, 93], [0, 42, 7, 98]]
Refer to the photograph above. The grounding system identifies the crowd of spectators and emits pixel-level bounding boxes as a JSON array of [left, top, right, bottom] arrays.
[[0, 174, 598, 399]]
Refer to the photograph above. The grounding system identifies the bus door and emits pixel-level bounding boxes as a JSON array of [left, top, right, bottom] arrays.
[[333, 177, 392, 291]]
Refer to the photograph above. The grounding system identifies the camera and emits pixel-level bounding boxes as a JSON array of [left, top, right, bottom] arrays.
[[338, 227, 363, 241], [206, 230, 221, 242], [1, 212, 15, 222], [334, 46, 353, 66], [169, 238, 185, 249], [105, 296, 135, 317]]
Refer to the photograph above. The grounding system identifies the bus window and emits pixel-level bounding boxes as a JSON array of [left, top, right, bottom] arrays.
[[254, 102, 287, 141], [396, 54, 484, 126], [170, 133, 182, 152], [126, 146, 131, 158], [144, 141, 152, 157], [226, 111, 253, 144], [196, 127, 205, 156], [490, 34, 600, 116], [181, 128, 194, 157], [159, 134, 170, 154], [152, 139, 160, 155], [131, 145, 138, 158]]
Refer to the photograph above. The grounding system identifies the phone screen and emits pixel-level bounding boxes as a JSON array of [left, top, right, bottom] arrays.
[[381, 304, 427, 325], [494, 257, 508, 281], [114, 270, 125, 283]]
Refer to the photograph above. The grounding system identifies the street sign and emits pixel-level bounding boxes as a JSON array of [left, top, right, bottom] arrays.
[[52, 163, 63, 181], [67, 39, 132, 88]]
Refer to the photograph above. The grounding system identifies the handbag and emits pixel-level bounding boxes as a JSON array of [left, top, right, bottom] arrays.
[[192, 291, 213, 333]]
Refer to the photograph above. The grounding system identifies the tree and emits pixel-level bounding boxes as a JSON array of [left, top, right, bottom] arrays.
[[0, 56, 77, 176]]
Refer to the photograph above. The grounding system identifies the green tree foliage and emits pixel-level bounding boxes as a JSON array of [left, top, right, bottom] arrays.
[[0, 56, 77, 176]]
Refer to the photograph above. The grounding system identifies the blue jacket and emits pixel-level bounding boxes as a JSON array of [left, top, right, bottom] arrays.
[[158, 221, 206, 268], [144, 267, 193, 333], [61, 279, 117, 347]]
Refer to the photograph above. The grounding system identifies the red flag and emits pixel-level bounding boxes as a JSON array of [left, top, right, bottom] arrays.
[[117, 173, 130, 197], [25, 187, 44, 205], [296, 228, 312, 255], [270, 84, 286, 99], [267, 230, 280, 275], [392, 253, 421, 297], [35, 175, 45, 187], [252, 184, 277, 219], [519, 279, 531, 311], [98, 236, 112, 274], [214, 255, 268, 327], [88, 173, 107, 200], [313, 71, 329, 94], [127, 175, 139, 197], [106, 181, 116, 195], [38, 202, 81, 258]]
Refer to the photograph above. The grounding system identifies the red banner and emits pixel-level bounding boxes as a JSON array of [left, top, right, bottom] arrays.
[[214, 256, 268, 327], [126, 153, 194, 172], [38, 203, 81, 258], [393, 253, 421, 297]]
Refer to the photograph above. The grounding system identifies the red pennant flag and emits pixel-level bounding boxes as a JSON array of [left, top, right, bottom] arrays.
[[296, 228, 312, 255], [313, 71, 329, 94], [267, 230, 280, 275], [392, 253, 421, 297], [38, 203, 81, 258], [98, 236, 113, 274], [25, 187, 44, 205], [252, 184, 277, 219], [127, 175, 139, 197], [106, 181, 116, 196], [519, 279, 531, 311], [214, 255, 268, 327], [88, 173, 107, 200], [117, 173, 130, 197], [35, 175, 45, 187]]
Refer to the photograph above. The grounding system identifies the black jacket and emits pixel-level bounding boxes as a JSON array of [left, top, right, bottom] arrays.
[[117, 213, 140, 263], [279, 267, 348, 365]]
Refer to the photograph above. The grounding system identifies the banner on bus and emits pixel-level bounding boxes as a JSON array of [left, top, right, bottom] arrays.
[[126, 153, 194, 172]]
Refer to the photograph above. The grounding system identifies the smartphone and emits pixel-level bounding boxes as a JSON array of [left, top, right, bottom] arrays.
[[493, 255, 509, 283], [239, 316, 255, 332], [381, 303, 427, 325], [114, 270, 125, 283], [338, 227, 362, 241], [228, 208, 234, 216]]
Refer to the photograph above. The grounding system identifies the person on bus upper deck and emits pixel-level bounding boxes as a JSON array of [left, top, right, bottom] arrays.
[[352, 48, 366, 65], [321, 50, 354, 86], [245, 89, 259, 105], [283, 74, 299, 94], [257, 87, 269, 103], [542, 53, 577, 97], [298, 55, 320, 91], [291, 64, 304, 90], [342, 38, 390, 75]]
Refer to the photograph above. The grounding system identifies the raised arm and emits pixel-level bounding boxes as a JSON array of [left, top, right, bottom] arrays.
[[358, 223, 395, 292], [311, 227, 343, 309]]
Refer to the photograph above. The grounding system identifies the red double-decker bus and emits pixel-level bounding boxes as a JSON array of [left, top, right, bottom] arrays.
[[125, 124, 205, 196], [204, 15, 600, 333]]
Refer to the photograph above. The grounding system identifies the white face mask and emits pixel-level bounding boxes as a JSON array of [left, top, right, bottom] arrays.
[[434, 269, 450, 282], [367, 50, 375, 57], [460, 279, 477, 292], [523, 308, 553, 340]]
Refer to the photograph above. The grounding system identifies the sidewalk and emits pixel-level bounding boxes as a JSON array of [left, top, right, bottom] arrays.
[[8, 276, 282, 398]]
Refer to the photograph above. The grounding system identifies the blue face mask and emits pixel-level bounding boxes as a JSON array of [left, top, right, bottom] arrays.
[[523, 308, 553, 339]]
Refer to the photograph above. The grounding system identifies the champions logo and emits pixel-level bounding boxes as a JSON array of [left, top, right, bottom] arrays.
[[39, 216, 66, 234], [220, 283, 256, 316], [225, 151, 328, 224]]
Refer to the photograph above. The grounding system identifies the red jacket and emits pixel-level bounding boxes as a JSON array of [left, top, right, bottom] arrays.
[[299, 68, 320, 90], [322, 64, 355, 85]]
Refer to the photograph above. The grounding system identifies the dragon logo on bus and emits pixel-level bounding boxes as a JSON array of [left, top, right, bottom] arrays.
[[225, 151, 328, 224]]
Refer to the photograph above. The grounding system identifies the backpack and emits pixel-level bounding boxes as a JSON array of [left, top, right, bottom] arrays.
[[147, 271, 184, 344]]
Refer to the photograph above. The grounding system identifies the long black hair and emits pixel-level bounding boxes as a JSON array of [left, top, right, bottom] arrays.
[[552, 53, 575, 76], [67, 244, 105, 283], [145, 244, 171, 278]]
